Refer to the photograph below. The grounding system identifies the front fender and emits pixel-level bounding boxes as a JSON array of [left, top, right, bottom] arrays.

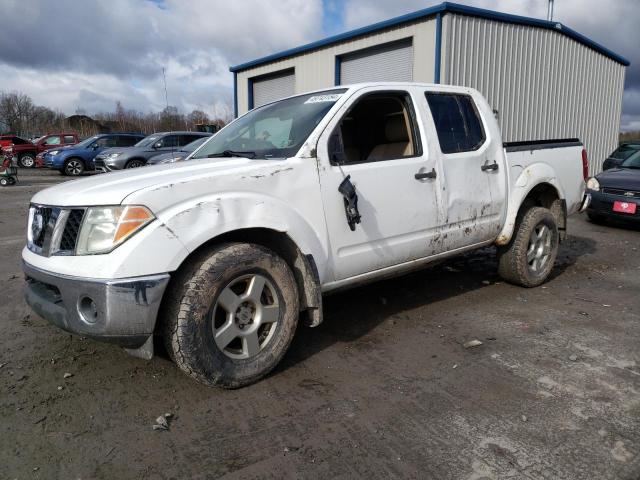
[[496, 163, 564, 245], [157, 191, 329, 278]]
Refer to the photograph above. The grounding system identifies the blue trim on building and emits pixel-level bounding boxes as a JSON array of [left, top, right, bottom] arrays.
[[247, 77, 254, 110], [233, 72, 238, 118], [334, 56, 341, 86], [229, 1, 629, 73], [434, 12, 442, 83]]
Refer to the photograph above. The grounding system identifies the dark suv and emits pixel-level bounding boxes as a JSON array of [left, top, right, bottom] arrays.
[[94, 131, 211, 172], [44, 133, 145, 176], [603, 142, 640, 170]]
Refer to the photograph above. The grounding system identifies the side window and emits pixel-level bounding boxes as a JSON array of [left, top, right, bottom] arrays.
[[117, 136, 139, 147], [159, 135, 180, 148], [63, 135, 76, 144], [43, 136, 61, 145], [425, 93, 485, 154], [179, 135, 201, 146], [95, 136, 118, 148], [331, 91, 421, 164]]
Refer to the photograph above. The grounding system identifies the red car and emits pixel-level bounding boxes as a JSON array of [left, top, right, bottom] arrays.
[[3, 133, 79, 168]]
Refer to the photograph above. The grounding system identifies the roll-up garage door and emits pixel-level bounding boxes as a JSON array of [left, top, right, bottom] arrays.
[[252, 70, 295, 108], [339, 39, 413, 85]]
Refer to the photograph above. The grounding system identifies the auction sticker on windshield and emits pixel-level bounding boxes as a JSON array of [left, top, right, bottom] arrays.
[[613, 201, 637, 214], [304, 94, 343, 104]]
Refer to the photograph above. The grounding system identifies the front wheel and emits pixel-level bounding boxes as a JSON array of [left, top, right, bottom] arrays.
[[18, 154, 35, 168], [161, 243, 299, 388], [64, 159, 85, 176], [498, 207, 559, 287], [125, 159, 145, 168], [0, 177, 8, 186]]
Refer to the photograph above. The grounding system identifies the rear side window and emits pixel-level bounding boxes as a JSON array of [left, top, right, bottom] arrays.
[[63, 135, 76, 144], [43, 135, 62, 145], [179, 134, 204, 146], [117, 136, 140, 147], [426, 93, 485, 154]]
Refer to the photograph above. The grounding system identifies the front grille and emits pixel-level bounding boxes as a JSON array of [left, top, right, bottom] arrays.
[[601, 187, 640, 198], [28, 206, 85, 256], [60, 209, 85, 252], [32, 206, 52, 248]]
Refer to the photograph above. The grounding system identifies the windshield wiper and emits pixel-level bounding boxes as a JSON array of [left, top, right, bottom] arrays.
[[207, 150, 256, 159]]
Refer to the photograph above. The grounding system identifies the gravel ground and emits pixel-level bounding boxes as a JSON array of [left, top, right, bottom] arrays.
[[1, 170, 639, 479]]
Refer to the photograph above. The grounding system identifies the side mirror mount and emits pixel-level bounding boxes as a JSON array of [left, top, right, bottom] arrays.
[[91, 143, 99, 150], [328, 132, 346, 165], [338, 175, 361, 231], [153, 142, 162, 149]]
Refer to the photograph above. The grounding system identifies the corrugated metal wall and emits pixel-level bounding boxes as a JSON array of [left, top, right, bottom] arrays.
[[441, 13, 626, 174], [235, 19, 436, 115]]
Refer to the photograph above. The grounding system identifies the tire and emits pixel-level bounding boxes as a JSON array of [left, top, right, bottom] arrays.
[[0, 178, 8, 186], [498, 207, 559, 287], [8, 177, 16, 185], [161, 243, 299, 388], [587, 212, 606, 224], [64, 158, 85, 176], [18, 154, 36, 168], [125, 159, 145, 168]]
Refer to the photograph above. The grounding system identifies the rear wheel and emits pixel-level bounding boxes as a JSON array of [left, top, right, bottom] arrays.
[[498, 207, 559, 287], [0, 178, 8, 186], [125, 159, 145, 168], [18, 154, 35, 168], [64, 158, 85, 176], [161, 243, 299, 388]]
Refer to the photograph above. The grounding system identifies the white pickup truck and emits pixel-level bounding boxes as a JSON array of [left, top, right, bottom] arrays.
[[23, 83, 589, 388]]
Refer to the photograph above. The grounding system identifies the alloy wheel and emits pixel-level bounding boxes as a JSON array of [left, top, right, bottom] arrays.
[[526, 224, 552, 273]]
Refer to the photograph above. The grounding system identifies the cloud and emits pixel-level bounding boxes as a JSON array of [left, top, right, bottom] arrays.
[[0, 0, 324, 118]]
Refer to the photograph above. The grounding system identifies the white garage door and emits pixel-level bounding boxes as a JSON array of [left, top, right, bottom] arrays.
[[252, 70, 295, 108], [340, 39, 413, 85]]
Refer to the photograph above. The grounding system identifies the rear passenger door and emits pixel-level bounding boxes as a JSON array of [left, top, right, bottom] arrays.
[[424, 91, 503, 248]]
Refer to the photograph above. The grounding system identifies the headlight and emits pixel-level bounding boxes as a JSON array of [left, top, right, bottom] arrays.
[[107, 153, 121, 159], [586, 177, 600, 191], [76, 205, 154, 255], [49, 150, 59, 156], [160, 156, 183, 164]]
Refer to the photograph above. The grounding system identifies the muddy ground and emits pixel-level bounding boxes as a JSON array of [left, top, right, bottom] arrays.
[[1, 169, 639, 479]]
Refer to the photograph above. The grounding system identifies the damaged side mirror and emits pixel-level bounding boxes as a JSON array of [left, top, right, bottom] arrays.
[[338, 175, 361, 231]]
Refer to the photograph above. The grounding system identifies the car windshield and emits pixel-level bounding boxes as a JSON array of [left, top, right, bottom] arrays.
[[135, 135, 161, 147], [75, 135, 100, 148], [191, 89, 347, 160], [620, 150, 640, 169], [610, 144, 640, 160]]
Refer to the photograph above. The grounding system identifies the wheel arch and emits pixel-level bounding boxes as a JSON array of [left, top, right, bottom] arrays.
[[125, 157, 147, 167], [168, 227, 323, 328], [497, 181, 565, 246]]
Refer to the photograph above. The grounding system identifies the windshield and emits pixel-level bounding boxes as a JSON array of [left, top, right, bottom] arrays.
[[621, 150, 640, 169], [183, 136, 209, 153], [611, 144, 640, 160], [191, 89, 347, 159], [135, 135, 161, 147], [75, 135, 100, 148]]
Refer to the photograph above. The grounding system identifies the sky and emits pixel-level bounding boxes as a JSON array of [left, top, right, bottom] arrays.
[[0, 0, 638, 130]]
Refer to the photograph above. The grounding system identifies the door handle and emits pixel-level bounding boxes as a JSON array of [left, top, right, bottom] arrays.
[[415, 168, 437, 180], [481, 161, 499, 172]]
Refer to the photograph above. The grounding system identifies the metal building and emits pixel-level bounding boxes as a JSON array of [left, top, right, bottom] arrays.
[[229, 2, 629, 173]]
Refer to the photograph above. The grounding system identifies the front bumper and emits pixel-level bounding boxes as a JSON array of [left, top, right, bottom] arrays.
[[23, 261, 170, 350], [94, 158, 118, 173], [587, 190, 640, 222]]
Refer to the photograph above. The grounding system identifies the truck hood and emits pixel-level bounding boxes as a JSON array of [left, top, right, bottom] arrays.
[[31, 157, 283, 207]]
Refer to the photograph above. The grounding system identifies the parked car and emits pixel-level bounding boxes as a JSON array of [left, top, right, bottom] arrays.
[[6, 133, 79, 168], [22, 83, 588, 388], [586, 150, 640, 223], [44, 133, 145, 176], [94, 131, 211, 172], [146, 136, 211, 165], [602, 142, 640, 170], [0, 135, 31, 149]]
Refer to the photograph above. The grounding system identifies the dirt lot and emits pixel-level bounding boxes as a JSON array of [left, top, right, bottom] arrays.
[[1, 169, 639, 479]]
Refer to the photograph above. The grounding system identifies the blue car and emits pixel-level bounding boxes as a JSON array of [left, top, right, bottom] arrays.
[[44, 133, 145, 176]]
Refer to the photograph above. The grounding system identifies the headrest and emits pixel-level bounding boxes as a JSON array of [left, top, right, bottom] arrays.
[[385, 115, 409, 142]]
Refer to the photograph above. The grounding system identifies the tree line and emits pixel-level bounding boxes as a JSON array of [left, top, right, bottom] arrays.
[[0, 91, 231, 139]]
